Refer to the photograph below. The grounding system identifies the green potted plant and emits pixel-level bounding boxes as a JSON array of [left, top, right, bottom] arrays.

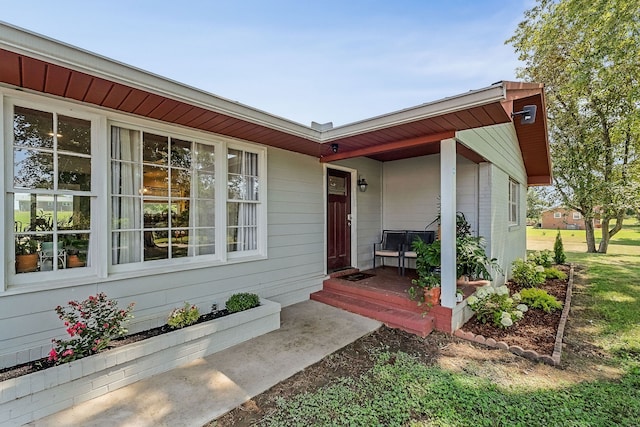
[[408, 238, 441, 305], [15, 236, 39, 273], [455, 235, 502, 284]]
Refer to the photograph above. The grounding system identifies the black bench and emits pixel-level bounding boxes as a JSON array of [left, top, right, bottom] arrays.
[[373, 230, 436, 275]]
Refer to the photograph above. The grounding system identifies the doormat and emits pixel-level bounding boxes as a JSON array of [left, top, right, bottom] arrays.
[[341, 272, 375, 282]]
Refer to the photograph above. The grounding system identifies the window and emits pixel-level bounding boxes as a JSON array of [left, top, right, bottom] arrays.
[[12, 106, 92, 274], [573, 212, 581, 220], [227, 148, 260, 254], [554, 212, 562, 219], [508, 179, 519, 225], [111, 126, 216, 265]]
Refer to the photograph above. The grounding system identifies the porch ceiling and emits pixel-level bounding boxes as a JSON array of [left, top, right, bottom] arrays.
[[0, 23, 551, 186]]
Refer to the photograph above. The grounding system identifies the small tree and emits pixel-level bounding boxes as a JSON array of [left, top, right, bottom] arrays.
[[554, 230, 566, 265]]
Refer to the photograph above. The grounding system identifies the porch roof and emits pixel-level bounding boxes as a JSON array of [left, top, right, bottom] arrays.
[[0, 22, 551, 186]]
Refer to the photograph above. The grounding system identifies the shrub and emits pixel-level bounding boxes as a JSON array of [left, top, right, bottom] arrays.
[[554, 230, 567, 264], [466, 285, 527, 328], [49, 293, 134, 364], [512, 258, 546, 287], [544, 267, 567, 280], [520, 288, 563, 313], [529, 250, 553, 268], [167, 302, 200, 329], [226, 293, 260, 313]]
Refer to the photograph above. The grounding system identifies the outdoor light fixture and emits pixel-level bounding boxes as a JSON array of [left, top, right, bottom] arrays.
[[358, 177, 368, 192], [511, 105, 537, 125], [330, 143, 339, 153]]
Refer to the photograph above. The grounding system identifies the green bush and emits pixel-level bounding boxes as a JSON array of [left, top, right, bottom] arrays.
[[167, 302, 200, 329], [520, 288, 563, 313], [226, 293, 260, 313], [512, 258, 546, 287], [529, 250, 553, 268], [554, 230, 567, 264], [466, 285, 528, 328], [544, 267, 567, 280]]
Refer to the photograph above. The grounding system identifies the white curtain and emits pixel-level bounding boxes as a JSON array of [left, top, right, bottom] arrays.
[[111, 127, 142, 264]]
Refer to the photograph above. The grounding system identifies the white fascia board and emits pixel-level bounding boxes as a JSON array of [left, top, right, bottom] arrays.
[[320, 84, 507, 142], [0, 21, 320, 141]]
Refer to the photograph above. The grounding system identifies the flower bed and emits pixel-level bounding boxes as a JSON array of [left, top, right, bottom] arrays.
[[0, 298, 280, 426]]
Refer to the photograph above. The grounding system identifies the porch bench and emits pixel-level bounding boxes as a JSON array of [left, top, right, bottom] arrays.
[[373, 230, 436, 275]]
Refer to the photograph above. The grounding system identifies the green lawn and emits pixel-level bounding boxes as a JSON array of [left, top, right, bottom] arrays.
[[251, 225, 640, 426]]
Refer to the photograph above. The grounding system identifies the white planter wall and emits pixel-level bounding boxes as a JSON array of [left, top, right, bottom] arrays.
[[0, 299, 280, 427]]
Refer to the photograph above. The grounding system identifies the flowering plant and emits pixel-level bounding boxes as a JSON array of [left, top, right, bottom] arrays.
[[48, 293, 135, 364], [167, 302, 200, 329], [466, 285, 527, 328], [511, 258, 546, 287]]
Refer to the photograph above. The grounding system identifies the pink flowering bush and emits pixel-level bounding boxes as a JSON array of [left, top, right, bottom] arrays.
[[48, 293, 134, 364]]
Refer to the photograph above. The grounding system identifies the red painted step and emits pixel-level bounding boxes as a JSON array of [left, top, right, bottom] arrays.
[[311, 289, 435, 337]]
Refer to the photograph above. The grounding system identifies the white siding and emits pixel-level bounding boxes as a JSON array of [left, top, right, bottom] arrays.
[[382, 154, 479, 233], [0, 146, 325, 369]]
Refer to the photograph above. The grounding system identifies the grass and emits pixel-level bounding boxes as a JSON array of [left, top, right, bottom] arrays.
[[251, 223, 640, 426]]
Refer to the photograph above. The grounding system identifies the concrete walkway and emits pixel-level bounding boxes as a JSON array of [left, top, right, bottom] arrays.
[[28, 300, 381, 427]]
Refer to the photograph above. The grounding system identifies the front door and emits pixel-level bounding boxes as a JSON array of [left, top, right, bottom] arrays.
[[327, 169, 351, 271]]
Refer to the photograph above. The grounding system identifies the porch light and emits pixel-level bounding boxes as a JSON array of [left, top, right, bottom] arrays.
[[358, 177, 368, 192]]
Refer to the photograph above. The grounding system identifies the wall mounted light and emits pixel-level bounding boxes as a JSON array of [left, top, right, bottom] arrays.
[[330, 143, 339, 153], [511, 105, 537, 124], [358, 177, 368, 192]]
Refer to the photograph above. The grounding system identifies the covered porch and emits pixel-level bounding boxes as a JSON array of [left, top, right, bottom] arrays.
[[318, 82, 551, 334]]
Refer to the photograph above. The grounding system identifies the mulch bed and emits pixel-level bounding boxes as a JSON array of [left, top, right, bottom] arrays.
[[461, 264, 569, 356]]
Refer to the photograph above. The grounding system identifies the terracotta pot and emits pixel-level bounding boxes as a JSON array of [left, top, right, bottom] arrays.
[[67, 254, 86, 268], [423, 287, 441, 306], [456, 276, 490, 287], [15, 253, 38, 273]]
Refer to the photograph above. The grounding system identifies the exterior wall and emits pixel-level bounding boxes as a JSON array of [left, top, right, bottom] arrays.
[[333, 157, 383, 271], [541, 209, 585, 229], [465, 123, 528, 283], [382, 154, 479, 233], [0, 92, 326, 369]]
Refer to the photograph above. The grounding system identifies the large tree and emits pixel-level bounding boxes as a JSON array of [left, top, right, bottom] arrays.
[[508, 0, 640, 253]]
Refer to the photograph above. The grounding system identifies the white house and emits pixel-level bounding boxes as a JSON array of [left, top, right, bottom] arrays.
[[0, 22, 551, 369]]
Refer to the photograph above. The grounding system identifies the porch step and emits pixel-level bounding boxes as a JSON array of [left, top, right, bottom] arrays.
[[311, 287, 434, 337]]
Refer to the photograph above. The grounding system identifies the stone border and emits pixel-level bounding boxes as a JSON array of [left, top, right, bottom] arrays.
[[0, 299, 280, 426], [454, 264, 574, 366]]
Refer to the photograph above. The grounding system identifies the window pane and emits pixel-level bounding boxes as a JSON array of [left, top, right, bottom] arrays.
[[143, 165, 169, 196], [170, 229, 189, 258], [248, 177, 259, 201], [61, 232, 90, 268], [195, 143, 215, 172], [14, 148, 54, 189], [58, 115, 91, 154], [112, 231, 141, 264], [111, 127, 141, 162], [174, 201, 191, 227], [328, 176, 346, 195], [194, 199, 215, 227], [59, 154, 91, 191], [144, 230, 169, 261], [194, 228, 215, 255], [111, 161, 142, 196], [144, 203, 169, 227], [171, 138, 192, 169], [14, 234, 40, 274], [196, 172, 215, 198], [14, 193, 55, 232], [14, 106, 53, 149], [227, 149, 242, 174], [112, 196, 141, 229], [143, 133, 168, 164], [171, 169, 191, 198], [58, 195, 91, 230]]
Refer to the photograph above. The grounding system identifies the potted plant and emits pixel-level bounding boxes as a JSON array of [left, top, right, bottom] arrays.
[[408, 238, 441, 305], [15, 236, 39, 273], [455, 235, 502, 284]]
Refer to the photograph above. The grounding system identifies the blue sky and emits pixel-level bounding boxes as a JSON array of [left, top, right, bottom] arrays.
[[1, 1, 534, 126]]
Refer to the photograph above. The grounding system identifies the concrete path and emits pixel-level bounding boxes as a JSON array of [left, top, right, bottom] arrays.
[[28, 300, 381, 427]]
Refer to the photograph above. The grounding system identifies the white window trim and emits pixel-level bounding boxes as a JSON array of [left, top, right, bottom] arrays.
[[508, 178, 519, 226], [4, 97, 104, 290], [553, 212, 562, 219], [572, 212, 581, 220]]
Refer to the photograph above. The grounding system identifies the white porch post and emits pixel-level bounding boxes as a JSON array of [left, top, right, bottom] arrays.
[[440, 138, 456, 308]]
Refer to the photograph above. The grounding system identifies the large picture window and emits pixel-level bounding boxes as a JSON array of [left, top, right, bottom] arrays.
[[12, 106, 92, 274], [111, 126, 216, 265]]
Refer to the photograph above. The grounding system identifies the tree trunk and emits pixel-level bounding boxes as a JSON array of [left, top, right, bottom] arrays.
[[584, 218, 597, 253], [598, 210, 625, 254]]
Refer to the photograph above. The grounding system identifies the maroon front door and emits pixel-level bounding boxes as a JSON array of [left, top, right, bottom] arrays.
[[327, 169, 351, 271]]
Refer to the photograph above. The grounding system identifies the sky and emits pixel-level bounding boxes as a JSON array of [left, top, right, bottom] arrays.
[[1, 0, 535, 126]]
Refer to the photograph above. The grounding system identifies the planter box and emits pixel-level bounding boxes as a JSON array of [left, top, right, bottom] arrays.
[[0, 299, 280, 426]]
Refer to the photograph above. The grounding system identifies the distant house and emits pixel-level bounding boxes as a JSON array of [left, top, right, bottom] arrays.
[[0, 22, 551, 369], [540, 208, 601, 229]]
